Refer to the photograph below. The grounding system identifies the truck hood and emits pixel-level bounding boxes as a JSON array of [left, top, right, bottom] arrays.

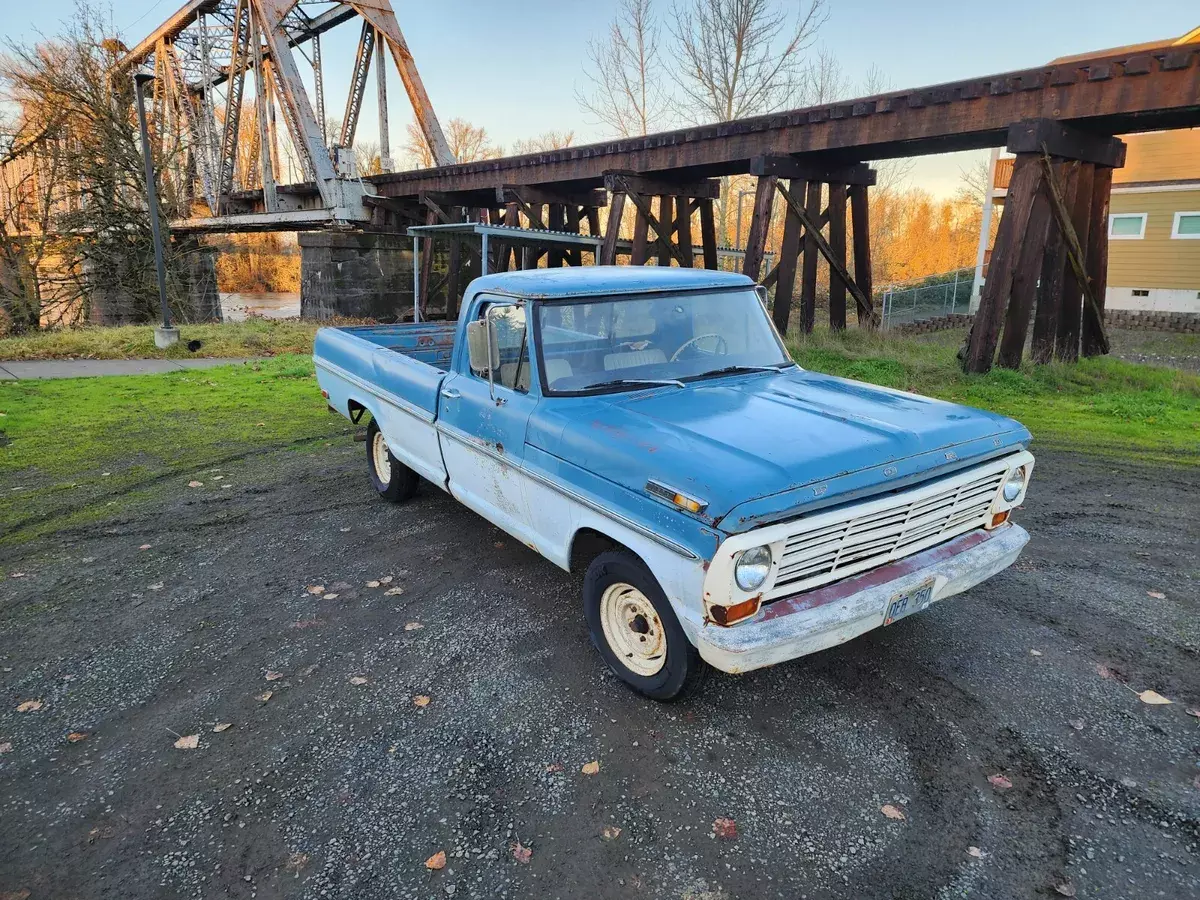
[[528, 368, 1030, 534]]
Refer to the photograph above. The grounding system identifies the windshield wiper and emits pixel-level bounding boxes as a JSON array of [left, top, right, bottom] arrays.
[[582, 377, 686, 391], [694, 363, 792, 379]]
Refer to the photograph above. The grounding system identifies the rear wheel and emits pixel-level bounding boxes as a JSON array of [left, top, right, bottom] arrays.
[[584, 549, 705, 701], [366, 418, 418, 503]]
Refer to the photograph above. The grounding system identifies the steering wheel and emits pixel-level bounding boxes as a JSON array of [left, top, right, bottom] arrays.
[[670, 333, 728, 362]]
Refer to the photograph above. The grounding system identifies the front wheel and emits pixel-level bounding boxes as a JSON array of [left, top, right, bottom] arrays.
[[366, 418, 418, 503], [584, 550, 706, 701]]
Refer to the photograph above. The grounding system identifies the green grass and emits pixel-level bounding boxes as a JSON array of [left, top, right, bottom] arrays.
[[0, 355, 351, 547], [787, 328, 1200, 464], [0, 319, 338, 361]]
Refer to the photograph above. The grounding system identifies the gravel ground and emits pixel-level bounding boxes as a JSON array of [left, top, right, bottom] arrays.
[[0, 443, 1197, 900]]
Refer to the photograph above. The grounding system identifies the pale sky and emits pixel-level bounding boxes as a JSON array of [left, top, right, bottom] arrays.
[[2, 0, 1196, 198]]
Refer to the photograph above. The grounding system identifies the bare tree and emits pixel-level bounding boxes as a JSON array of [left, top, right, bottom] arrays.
[[403, 118, 500, 167], [670, 0, 828, 123], [509, 130, 576, 155], [576, 0, 670, 137]]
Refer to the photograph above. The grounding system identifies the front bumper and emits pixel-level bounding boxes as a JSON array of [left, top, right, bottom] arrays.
[[687, 523, 1029, 674]]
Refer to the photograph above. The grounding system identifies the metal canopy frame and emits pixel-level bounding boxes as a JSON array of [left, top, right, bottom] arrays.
[[406, 223, 603, 323]]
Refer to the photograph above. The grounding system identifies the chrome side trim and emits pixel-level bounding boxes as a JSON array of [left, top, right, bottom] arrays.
[[315, 357, 437, 424], [435, 422, 699, 561]]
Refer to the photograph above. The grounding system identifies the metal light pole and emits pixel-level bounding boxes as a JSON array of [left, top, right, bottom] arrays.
[[132, 72, 178, 347]]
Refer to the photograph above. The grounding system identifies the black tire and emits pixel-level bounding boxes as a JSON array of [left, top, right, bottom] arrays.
[[583, 549, 706, 701], [366, 417, 419, 503]]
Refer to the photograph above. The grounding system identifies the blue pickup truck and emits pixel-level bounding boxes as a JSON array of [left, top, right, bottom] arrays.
[[314, 267, 1033, 700]]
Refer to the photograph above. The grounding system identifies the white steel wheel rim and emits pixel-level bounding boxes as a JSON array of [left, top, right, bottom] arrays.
[[372, 431, 392, 486], [599, 582, 667, 677]]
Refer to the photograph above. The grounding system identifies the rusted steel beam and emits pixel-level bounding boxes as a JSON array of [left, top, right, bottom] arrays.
[[751, 156, 876, 186], [369, 46, 1200, 198]]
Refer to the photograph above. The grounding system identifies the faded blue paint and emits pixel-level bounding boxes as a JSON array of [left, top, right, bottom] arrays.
[[314, 267, 1031, 555]]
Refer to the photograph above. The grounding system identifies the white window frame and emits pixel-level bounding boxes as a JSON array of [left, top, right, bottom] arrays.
[[1108, 213, 1147, 240], [1170, 211, 1200, 239]]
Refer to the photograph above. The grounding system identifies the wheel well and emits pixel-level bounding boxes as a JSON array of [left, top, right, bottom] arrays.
[[347, 399, 368, 424], [569, 527, 639, 574]]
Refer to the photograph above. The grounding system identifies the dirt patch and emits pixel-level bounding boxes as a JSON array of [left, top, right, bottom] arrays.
[[0, 445, 1197, 899]]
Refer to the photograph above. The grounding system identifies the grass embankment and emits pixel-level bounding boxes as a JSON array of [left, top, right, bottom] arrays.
[[788, 328, 1200, 464], [0, 319, 332, 361], [0, 355, 350, 547], [1, 326, 1196, 550]]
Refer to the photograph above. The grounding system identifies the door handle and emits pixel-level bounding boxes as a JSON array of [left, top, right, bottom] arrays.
[[440, 388, 461, 399]]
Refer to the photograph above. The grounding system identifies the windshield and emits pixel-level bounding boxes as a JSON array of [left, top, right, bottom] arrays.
[[536, 289, 793, 394]]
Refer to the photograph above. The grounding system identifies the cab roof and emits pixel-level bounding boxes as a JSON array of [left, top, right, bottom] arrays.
[[467, 265, 754, 301]]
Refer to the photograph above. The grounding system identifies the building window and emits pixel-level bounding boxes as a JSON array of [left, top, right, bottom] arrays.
[[1171, 211, 1200, 239], [1131, 289, 1150, 297], [1109, 213, 1147, 239]]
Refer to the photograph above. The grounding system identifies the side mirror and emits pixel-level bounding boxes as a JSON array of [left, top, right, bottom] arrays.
[[466, 319, 491, 375], [755, 284, 770, 308]]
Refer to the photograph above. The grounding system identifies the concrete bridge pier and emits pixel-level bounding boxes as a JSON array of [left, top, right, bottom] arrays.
[[299, 232, 414, 321]]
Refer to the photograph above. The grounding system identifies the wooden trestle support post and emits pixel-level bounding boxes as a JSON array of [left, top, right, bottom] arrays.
[[964, 120, 1124, 374], [744, 156, 879, 336], [600, 172, 721, 267]]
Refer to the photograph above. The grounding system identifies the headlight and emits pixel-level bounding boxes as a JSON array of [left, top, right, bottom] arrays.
[[734, 545, 772, 591], [1002, 467, 1026, 502]]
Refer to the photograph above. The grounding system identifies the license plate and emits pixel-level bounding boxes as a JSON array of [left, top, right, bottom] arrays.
[[884, 579, 935, 626]]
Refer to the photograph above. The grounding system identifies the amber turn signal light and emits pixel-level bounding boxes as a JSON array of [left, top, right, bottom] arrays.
[[710, 596, 761, 626], [990, 510, 1010, 528]]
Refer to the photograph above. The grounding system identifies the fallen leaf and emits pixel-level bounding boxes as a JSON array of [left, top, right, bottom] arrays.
[[0, 742, 12, 753], [494, 542, 505, 549], [880, 804, 906, 821], [601, 824, 622, 840], [384, 587, 404, 596], [988, 774, 1013, 790], [404, 622, 424, 631], [1147, 590, 1167, 600], [512, 841, 532, 864], [285, 852, 309, 873], [1138, 689, 1171, 705], [1055, 881, 1077, 897], [425, 850, 446, 870], [1096, 664, 1113, 679], [1029, 649, 1042, 657], [1187, 708, 1200, 718], [258, 691, 273, 702], [188, 480, 203, 488], [712, 817, 738, 838], [379, 575, 393, 585], [213, 723, 232, 733], [1068, 718, 1085, 731], [173, 734, 199, 750], [0, 889, 31, 900], [545, 762, 564, 774], [67, 731, 89, 743], [967, 846, 984, 858], [365, 580, 380, 588], [349, 676, 368, 685], [265, 671, 284, 681], [16, 700, 42, 713], [322, 593, 339, 600], [139, 544, 152, 550], [413, 694, 431, 708], [581, 760, 600, 776], [149, 582, 164, 591], [306, 585, 325, 595]]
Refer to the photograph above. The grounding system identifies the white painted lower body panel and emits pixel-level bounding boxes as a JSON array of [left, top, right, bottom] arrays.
[[681, 524, 1029, 674]]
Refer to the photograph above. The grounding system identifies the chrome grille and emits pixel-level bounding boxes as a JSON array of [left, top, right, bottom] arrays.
[[772, 468, 1005, 595]]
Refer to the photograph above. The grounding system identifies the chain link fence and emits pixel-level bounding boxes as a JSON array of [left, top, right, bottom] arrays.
[[880, 268, 975, 329]]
